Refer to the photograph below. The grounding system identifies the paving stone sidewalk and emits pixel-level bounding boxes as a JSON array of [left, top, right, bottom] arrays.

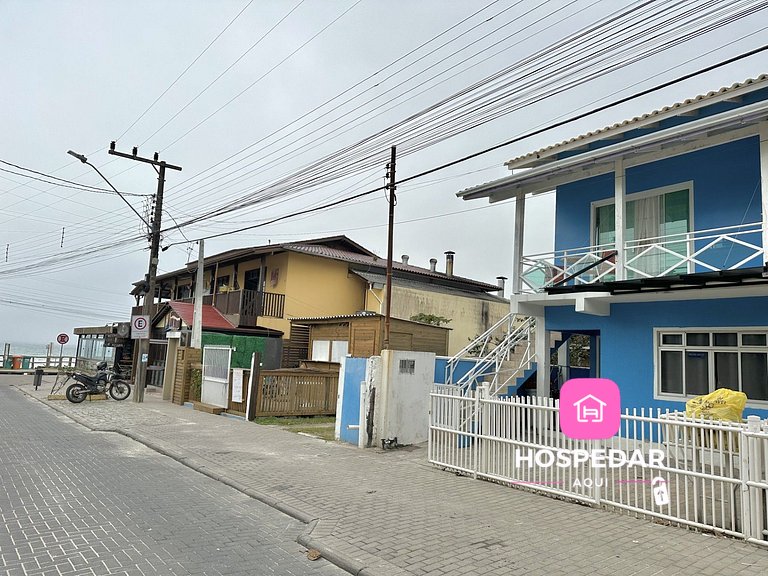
[[12, 379, 768, 576]]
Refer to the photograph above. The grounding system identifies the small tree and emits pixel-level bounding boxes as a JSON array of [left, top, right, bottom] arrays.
[[410, 313, 452, 326]]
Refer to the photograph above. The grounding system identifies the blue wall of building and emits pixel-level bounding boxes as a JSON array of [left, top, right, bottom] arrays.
[[546, 296, 768, 418], [339, 357, 368, 445], [554, 138, 762, 263]]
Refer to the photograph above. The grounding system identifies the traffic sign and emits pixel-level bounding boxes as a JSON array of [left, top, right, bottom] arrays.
[[56, 333, 69, 345], [131, 315, 150, 339]]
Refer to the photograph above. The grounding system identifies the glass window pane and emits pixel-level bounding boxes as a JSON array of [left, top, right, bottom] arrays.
[[685, 351, 709, 395], [713, 333, 737, 347], [687, 333, 710, 347], [742, 352, 768, 401], [742, 333, 767, 347], [715, 352, 739, 391], [330, 340, 348, 364], [311, 340, 330, 362], [595, 204, 616, 246], [660, 351, 683, 394], [661, 334, 683, 346]]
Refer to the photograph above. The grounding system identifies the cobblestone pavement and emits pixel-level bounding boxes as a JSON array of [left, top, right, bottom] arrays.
[[0, 381, 344, 576], [9, 376, 768, 576]]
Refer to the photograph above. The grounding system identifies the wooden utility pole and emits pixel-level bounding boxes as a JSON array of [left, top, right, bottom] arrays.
[[109, 142, 181, 403], [383, 146, 397, 350]]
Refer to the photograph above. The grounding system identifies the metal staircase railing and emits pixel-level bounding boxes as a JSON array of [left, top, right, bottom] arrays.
[[445, 313, 536, 396]]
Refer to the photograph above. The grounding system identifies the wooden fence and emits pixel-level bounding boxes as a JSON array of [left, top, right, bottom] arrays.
[[172, 347, 202, 405], [254, 369, 338, 417]]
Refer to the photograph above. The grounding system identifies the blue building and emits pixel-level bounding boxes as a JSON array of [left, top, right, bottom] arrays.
[[458, 75, 768, 417]]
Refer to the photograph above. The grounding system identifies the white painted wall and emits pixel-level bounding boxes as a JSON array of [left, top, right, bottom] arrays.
[[372, 350, 436, 446]]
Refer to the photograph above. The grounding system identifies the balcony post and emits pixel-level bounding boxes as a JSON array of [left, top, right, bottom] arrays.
[[760, 122, 768, 266], [511, 192, 526, 294], [614, 158, 626, 280]]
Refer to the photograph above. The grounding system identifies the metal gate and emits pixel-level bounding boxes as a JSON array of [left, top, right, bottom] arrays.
[[201, 345, 231, 408]]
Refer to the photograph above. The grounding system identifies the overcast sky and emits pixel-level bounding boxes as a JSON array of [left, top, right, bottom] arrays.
[[1, 0, 767, 345]]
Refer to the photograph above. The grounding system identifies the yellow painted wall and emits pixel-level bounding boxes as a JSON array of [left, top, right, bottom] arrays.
[[388, 286, 509, 355], [255, 252, 366, 338], [254, 252, 290, 335]]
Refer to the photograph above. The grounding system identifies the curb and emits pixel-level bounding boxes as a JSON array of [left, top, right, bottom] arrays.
[[13, 386, 391, 576]]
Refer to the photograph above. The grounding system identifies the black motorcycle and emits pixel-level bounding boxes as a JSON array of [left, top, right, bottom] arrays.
[[65, 361, 132, 403]]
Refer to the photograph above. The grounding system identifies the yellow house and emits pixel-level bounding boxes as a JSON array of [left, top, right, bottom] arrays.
[[135, 236, 508, 357]]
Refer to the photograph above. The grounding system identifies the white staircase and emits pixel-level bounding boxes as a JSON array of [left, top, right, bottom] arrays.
[[445, 313, 536, 397]]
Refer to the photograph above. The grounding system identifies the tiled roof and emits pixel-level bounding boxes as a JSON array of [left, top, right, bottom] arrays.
[[283, 244, 501, 292], [505, 74, 768, 169], [167, 301, 234, 330]]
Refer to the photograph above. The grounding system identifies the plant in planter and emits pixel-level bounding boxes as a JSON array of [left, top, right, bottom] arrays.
[[189, 368, 202, 402]]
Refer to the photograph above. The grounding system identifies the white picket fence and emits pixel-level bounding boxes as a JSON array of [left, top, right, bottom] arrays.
[[429, 385, 768, 547]]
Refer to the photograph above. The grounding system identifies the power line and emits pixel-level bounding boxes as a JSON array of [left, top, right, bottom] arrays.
[[161, 43, 768, 247], [116, 0, 255, 142], [138, 0, 308, 147]]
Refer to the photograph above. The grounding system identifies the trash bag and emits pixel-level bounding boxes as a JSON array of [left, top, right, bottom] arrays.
[[685, 388, 747, 422]]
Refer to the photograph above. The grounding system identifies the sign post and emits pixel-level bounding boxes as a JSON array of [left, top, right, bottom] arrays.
[[131, 315, 150, 397], [56, 333, 69, 369]]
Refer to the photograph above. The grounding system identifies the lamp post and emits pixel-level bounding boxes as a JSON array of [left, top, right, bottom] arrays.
[[68, 146, 181, 402]]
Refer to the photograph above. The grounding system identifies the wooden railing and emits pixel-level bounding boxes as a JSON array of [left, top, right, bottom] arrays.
[[178, 290, 285, 326], [255, 369, 338, 416]]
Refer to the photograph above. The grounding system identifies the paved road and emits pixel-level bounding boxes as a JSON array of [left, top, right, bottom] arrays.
[[9, 377, 768, 576], [0, 384, 344, 576]]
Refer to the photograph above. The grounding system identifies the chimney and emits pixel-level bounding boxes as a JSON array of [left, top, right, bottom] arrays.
[[429, 258, 437, 272], [401, 254, 409, 265], [496, 276, 507, 297], [444, 251, 455, 277]]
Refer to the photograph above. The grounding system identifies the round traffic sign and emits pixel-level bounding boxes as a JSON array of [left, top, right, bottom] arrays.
[[133, 317, 148, 330], [56, 333, 69, 345]]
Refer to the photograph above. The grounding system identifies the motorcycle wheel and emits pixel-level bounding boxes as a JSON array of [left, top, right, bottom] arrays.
[[109, 380, 131, 401], [66, 383, 88, 404]]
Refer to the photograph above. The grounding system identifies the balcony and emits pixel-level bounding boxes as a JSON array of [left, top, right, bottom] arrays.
[[210, 289, 285, 326], [520, 222, 764, 293]]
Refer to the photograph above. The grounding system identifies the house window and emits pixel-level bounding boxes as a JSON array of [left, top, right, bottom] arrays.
[[244, 269, 261, 292], [311, 339, 349, 363], [594, 184, 691, 278], [215, 275, 231, 293], [656, 328, 768, 403]]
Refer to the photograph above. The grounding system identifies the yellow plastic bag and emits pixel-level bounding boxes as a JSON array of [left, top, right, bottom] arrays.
[[685, 388, 747, 422]]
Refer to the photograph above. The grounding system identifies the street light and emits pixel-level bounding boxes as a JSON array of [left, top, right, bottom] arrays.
[[67, 150, 150, 228]]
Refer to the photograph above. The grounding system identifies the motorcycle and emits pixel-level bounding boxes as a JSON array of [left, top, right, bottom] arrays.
[[65, 361, 132, 403]]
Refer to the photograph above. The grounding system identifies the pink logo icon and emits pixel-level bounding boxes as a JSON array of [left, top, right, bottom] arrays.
[[560, 378, 620, 439]]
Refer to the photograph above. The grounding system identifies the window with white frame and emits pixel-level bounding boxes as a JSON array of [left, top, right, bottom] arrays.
[[311, 339, 349, 363], [655, 328, 768, 402]]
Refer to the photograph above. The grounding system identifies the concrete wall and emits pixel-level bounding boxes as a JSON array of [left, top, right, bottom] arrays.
[[554, 138, 762, 263], [546, 296, 768, 417], [377, 285, 508, 356], [372, 350, 436, 446]]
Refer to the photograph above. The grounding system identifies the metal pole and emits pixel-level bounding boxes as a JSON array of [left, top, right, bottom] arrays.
[[383, 146, 396, 350]]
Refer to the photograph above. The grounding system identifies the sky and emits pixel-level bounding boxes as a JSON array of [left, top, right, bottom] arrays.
[[1, 0, 767, 345]]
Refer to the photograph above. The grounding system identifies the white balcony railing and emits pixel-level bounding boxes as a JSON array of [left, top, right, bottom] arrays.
[[521, 222, 764, 293]]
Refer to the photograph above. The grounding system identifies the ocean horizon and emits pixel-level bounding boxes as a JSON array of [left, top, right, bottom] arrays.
[[1, 342, 77, 357]]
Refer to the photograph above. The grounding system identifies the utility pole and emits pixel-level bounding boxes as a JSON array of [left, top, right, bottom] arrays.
[[383, 146, 396, 350], [109, 142, 182, 402]]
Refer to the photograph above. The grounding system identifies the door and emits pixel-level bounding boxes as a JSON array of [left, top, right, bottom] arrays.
[[201, 345, 231, 408]]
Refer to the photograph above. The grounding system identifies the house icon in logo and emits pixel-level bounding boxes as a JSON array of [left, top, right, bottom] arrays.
[[573, 394, 607, 423]]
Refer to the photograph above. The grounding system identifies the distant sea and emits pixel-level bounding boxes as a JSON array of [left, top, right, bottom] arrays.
[[1, 342, 77, 357]]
